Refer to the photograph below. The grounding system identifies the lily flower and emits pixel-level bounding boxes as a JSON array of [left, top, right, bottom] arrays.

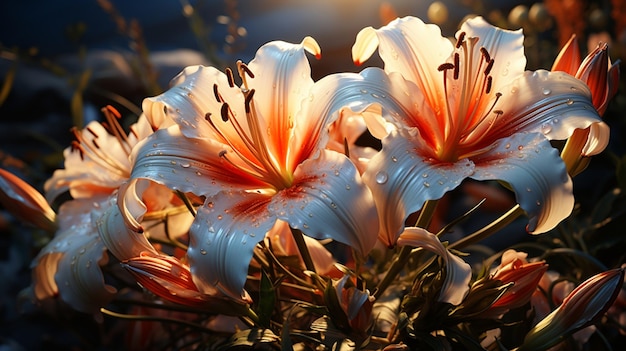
[[346, 16, 606, 246], [396, 227, 471, 305], [129, 38, 379, 300], [552, 34, 620, 175], [519, 267, 625, 351]]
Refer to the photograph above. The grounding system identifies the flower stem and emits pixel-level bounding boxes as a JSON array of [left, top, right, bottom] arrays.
[[373, 200, 439, 300], [448, 204, 524, 250], [290, 227, 316, 273]]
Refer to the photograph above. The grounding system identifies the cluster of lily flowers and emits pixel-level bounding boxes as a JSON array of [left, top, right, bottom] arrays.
[[1, 16, 624, 350]]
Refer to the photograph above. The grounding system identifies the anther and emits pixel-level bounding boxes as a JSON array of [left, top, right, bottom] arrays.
[[92, 139, 101, 149], [239, 63, 255, 78], [438, 63, 455, 71], [479, 47, 491, 63], [244, 89, 256, 113], [493, 109, 503, 115], [86, 126, 99, 138], [204, 112, 212, 121], [485, 76, 493, 94], [456, 32, 466, 48], [484, 59, 494, 76], [453, 53, 460, 79], [220, 103, 230, 122], [219, 150, 227, 157], [213, 84, 221, 102], [225, 67, 235, 88]]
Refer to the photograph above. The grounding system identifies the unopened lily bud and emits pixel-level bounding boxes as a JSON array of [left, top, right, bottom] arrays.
[[0, 168, 56, 232], [519, 268, 625, 351]]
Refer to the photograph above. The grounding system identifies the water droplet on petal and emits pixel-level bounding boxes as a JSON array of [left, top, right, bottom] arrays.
[[505, 143, 511, 149], [542, 88, 551, 95], [566, 99, 574, 105], [345, 185, 351, 190], [375, 171, 388, 184], [517, 145, 523, 150], [181, 162, 191, 168], [170, 160, 177, 165], [217, 214, 223, 220], [391, 156, 398, 162], [423, 181, 430, 188], [200, 249, 207, 255]]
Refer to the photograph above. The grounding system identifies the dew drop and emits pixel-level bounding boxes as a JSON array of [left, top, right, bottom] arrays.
[[526, 187, 532, 192], [196, 171, 202, 176], [423, 181, 430, 188], [517, 145, 523, 150], [200, 249, 207, 255], [360, 89, 368, 94], [541, 124, 552, 134], [330, 202, 337, 209], [170, 160, 177, 165], [345, 185, 351, 190], [375, 171, 388, 184], [422, 173, 429, 178], [217, 214, 223, 220], [566, 99, 574, 105], [391, 156, 398, 162], [181, 162, 191, 168], [536, 200, 541, 206], [504, 143, 511, 149], [542, 88, 551, 95]]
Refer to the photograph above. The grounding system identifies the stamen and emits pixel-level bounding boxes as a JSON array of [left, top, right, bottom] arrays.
[[86, 127, 99, 138], [204, 112, 212, 121], [244, 89, 256, 113], [485, 76, 493, 94], [453, 53, 460, 80], [456, 32, 466, 48], [239, 63, 255, 79], [438, 63, 455, 71], [225, 67, 235, 88], [213, 84, 221, 102], [484, 59, 494, 76], [480, 47, 490, 63], [220, 103, 230, 122]]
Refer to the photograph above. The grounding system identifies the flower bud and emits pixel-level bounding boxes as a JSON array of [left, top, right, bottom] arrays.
[[520, 268, 625, 351], [0, 168, 56, 232]]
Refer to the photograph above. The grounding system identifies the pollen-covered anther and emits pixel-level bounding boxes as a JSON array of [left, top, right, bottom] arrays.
[[225, 67, 236, 88], [456, 31, 466, 48], [220, 103, 230, 122]]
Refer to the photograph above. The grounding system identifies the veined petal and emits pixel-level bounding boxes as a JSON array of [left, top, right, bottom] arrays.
[[352, 16, 453, 107], [363, 131, 474, 247], [188, 191, 273, 300], [459, 16, 526, 93], [131, 126, 268, 196], [397, 227, 472, 305], [473, 70, 603, 147], [272, 149, 378, 256], [98, 183, 158, 261], [33, 198, 117, 313], [248, 38, 318, 165], [143, 65, 244, 142], [470, 132, 573, 233]]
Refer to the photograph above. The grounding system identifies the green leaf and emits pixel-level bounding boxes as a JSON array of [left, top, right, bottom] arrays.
[[258, 269, 276, 328]]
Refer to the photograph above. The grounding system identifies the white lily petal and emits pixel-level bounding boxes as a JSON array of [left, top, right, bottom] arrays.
[[362, 17, 453, 99], [482, 70, 602, 143], [352, 26, 379, 66], [582, 121, 610, 156], [272, 149, 378, 256], [131, 126, 268, 196], [397, 227, 471, 305], [247, 39, 317, 164], [33, 198, 117, 313], [459, 16, 526, 92], [143, 65, 245, 141], [98, 183, 158, 261], [188, 191, 274, 300], [470, 132, 573, 233], [363, 131, 474, 247]]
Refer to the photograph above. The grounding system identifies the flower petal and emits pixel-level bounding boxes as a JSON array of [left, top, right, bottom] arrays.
[[248, 38, 318, 165], [459, 16, 526, 93], [551, 34, 581, 74], [33, 198, 117, 313], [470, 132, 573, 233], [131, 126, 268, 196], [142, 65, 244, 141], [272, 149, 378, 256], [397, 227, 471, 305], [98, 183, 159, 261], [0, 168, 56, 232], [478, 70, 602, 144], [188, 191, 273, 300], [363, 131, 475, 247]]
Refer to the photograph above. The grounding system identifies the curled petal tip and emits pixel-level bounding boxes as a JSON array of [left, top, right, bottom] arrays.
[[352, 26, 378, 65], [301, 36, 321, 60]]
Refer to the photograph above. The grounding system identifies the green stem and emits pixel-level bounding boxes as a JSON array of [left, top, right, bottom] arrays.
[[373, 200, 439, 300], [448, 205, 524, 251], [290, 227, 316, 273]]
